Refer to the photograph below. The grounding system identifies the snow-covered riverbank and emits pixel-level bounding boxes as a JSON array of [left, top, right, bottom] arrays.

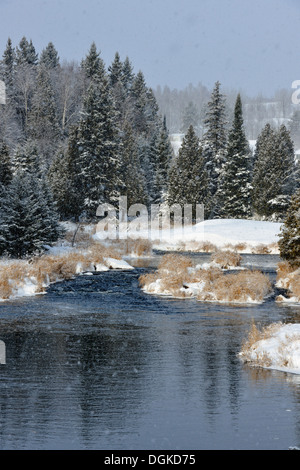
[[139, 252, 273, 304], [239, 322, 300, 375], [0, 246, 133, 302]]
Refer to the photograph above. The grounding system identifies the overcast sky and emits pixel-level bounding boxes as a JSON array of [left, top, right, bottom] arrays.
[[0, 0, 300, 96]]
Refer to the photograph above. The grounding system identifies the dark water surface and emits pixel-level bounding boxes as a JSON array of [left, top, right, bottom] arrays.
[[0, 253, 300, 450]]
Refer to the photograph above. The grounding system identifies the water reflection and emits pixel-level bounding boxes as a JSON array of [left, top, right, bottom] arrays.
[[0, 254, 300, 449]]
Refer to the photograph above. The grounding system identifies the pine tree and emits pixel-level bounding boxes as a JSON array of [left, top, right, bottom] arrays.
[[27, 64, 60, 161], [11, 140, 40, 174], [76, 64, 119, 218], [218, 94, 252, 219], [0, 38, 15, 96], [48, 127, 84, 221], [16, 37, 38, 66], [119, 121, 147, 207], [202, 81, 228, 216], [39, 42, 60, 69], [108, 52, 123, 87], [122, 56, 134, 94], [167, 125, 208, 215], [154, 116, 174, 203], [252, 124, 297, 220], [252, 123, 276, 216], [181, 101, 200, 134], [81, 42, 104, 81], [0, 140, 12, 185], [0, 171, 62, 257], [278, 189, 300, 266]]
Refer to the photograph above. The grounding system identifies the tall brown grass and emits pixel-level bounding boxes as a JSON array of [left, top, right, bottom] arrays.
[[210, 250, 242, 269], [139, 253, 272, 303], [276, 261, 300, 301], [0, 243, 127, 300], [198, 270, 272, 303]]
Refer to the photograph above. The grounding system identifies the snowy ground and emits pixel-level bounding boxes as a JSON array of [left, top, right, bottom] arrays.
[[101, 218, 282, 253], [239, 323, 300, 376]]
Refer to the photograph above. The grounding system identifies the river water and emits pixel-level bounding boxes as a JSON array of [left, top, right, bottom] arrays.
[[0, 253, 300, 450]]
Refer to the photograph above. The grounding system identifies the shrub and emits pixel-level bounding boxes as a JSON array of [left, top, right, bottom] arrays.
[[210, 250, 242, 269]]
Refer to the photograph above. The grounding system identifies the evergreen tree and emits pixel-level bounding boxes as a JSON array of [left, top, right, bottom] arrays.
[[122, 56, 134, 94], [81, 42, 104, 81], [27, 64, 60, 160], [154, 116, 174, 203], [0, 140, 12, 185], [108, 51, 123, 87], [252, 123, 297, 220], [218, 94, 252, 219], [11, 140, 40, 174], [167, 125, 208, 215], [181, 101, 200, 134], [39, 42, 60, 69], [0, 38, 15, 96], [16, 37, 38, 66], [48, 127, 84, 221], [119, 121, 147, 207], [202, 81, 228, 216], [252, 123, 275, 215], [278, 189, 300, 266], [0, 171, 62, 257], [76, 64, 119, 218]]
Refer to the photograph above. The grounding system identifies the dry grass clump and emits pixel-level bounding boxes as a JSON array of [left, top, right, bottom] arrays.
[[157, 254, 193, 296], [251, 244, 271, 254], [233, 242, 247, 252], [210, 250, 242, 269], [139, 253, 272, 304], [128, 238, 152, 257], [196, 241, 218, 253], [0, 243, 128, 300], [158, 253, 193, 273], [139, 254, 193, 297], [240, 321, 300, 369], [276, 261, 300, 302], [277, 261, 295, 280], [0, 262, 29, 299], [197, 270, 272, 303]]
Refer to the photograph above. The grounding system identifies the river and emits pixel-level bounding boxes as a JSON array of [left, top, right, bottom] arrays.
[[0, 253, 300, 450]]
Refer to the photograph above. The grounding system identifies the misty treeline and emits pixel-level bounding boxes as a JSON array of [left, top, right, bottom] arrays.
[[156, 81, 300, 145], [0, 37, 299, 257]]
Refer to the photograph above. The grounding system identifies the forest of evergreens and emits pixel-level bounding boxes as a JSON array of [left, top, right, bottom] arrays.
[[0, 37, 299, 258]]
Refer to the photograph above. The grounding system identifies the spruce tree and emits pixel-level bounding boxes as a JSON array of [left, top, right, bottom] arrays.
[[0, 171, 62, 257], [39, 42, 60, 70], [0, 38, 15, 96], [202, 81, 228, 216], [0, 140, 12, 185], [252, 124, 297, 220], [119, 121, 147, 207], [48, 127, 84, 221], [122, 56, 134, 94], [218, 94, 252, 219], [11, 140, 40, 174], [154, 116, 174, 203], [76, 63, 119, 218], [252, 123, 276, 216], [16, 37, 38, 66], [81, 42, 103, 81], [278, 189, 300, 266], [181, 101, 200, 135], [27, 64, 60, 161], [167, 125, 208, 215]]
